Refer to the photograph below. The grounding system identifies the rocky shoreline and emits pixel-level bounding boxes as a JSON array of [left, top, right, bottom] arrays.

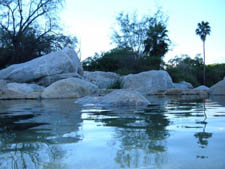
[[0, 48, 224, 106]]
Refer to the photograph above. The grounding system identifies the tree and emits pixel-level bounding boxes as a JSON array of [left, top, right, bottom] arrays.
[[0, 27, 77, 69], [111, 11, 170, 70], [144, 18, 170, 70], [195, 21, 211, 85], [111, 12, 147, 57], [166, 54, 204, 86], [82, 48, 138, 74], [0, 0, 65, 67]]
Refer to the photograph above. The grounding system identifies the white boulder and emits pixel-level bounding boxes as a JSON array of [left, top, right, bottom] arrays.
[[194, 85, 209, 91], [75, 89, 150, 107], [174, 81, 193, 89], [209, 78, 225, 95], [0, 48, 83, 83], [41, 78, 98, 99], [121, 70, 174, 94], [84, 71, 120, 89], [0, 83, 44, 99]]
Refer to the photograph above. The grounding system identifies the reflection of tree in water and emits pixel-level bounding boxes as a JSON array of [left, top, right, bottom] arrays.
[[101, 105, 170, 169], [0, 100, 82, 169], [194, 101, 212, 148]]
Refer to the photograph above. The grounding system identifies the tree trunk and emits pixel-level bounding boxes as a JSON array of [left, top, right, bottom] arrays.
[[203, 40, 206, 85]]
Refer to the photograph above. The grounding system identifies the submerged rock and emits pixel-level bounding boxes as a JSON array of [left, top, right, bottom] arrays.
[[0, 48, 83, 83], [209, 78, 225, 95], [121, 70, 174, 94], [84, 71, 120, 89], [75, 89, 150, 107], [41, 78, 98, 99], [0, 83, 44, 99]]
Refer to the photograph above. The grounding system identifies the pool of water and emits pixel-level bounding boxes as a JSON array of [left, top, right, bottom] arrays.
[[0, 96, 225, 169]]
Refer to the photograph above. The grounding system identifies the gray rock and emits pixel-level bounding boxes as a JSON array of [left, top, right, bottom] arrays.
[[0, 80, 8, 89], [0, 48, 83, 83], [174, 81, 193, 89], [209, 79, 225, 95], [75, 89, 150, 107], [84, 71, 120, 89], [121, 70, 174, 94], [0, 83, 44, 99], [36, 72, 83, 86], [41, 78, 98, 99], [194, 85, 209, 91]]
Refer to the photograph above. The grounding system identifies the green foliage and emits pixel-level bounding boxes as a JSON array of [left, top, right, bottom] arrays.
[[82, 48, 139, 74], [206, 64, 225, 87], [143, 15, 170, 69], [111, 11, 170, 69], [166, 54, 225, 87], [195, 21, 211, 42], [167, 55, 203, 87], [83, 11, 170, 74], [0, 27, 77, 68]]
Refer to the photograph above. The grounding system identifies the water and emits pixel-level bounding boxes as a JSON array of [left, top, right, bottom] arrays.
[[0, 96, 225, 169]]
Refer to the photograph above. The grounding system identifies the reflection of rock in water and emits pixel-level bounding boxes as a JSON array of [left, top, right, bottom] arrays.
[[209, 96, 225, 107], [0, 99, 82, 169], [99, 103, 170, 169]]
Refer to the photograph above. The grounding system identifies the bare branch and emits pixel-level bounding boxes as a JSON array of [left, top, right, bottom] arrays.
[[21, 0, 51, 32], [5, 3, 19, 36], [18, 0, 23, 29]]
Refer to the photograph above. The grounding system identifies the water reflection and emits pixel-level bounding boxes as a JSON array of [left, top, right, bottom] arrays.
[[112, 105, 170, 169], [194, 102, 212, 149], [0, 100, 82, 169], [0, 96, 225, 169]]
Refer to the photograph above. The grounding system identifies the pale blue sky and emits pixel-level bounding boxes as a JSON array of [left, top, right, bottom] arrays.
[[60, 0, 225, 64]]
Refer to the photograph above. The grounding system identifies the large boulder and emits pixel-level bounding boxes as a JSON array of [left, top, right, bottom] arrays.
[[209, 78, 225, 95], [41, 78, 98, 99], [0, 83, 44, 99], [84, 71, 120, 89], [173, 81, 193, 89], [75, 89, 150, 107], [121, 70, 174, 94], [0, 48, 83, 83]]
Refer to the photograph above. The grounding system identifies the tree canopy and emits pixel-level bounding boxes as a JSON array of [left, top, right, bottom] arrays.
[[83, 11, 171, 74], [0, 0, 77, 69], [196, 21, 211, 42]]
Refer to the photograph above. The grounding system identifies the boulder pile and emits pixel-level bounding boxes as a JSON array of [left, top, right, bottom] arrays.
[[0, 47, 223, 106]]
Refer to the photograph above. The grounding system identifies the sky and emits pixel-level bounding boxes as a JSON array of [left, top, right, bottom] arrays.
[[60, 0, 225, 64]]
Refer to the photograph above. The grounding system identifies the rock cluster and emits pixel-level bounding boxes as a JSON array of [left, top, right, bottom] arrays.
[[0, 47, 224, 106]]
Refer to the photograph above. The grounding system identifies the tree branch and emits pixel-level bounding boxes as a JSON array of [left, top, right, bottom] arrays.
[[21, 0, 51, 32], [18, 0, 23, 29]]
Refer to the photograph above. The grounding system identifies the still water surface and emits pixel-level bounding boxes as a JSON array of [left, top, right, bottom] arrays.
[[0, 96, 225, 169]]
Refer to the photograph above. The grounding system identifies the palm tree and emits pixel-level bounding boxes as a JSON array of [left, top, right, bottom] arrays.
[[195, 21, 211, 85]]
